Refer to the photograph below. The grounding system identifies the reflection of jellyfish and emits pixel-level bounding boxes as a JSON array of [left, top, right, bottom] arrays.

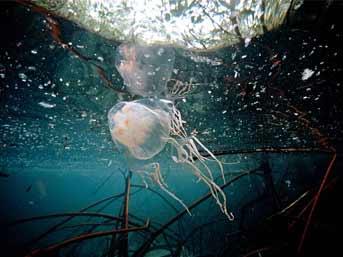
[[108, 98, 234, 220], [115, 44, 175, 97]]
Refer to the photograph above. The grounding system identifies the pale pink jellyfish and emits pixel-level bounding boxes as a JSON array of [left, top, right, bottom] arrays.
[[108, 98, 234, 220], [115, 44, 175, 97], [108, 99, 171, 160]]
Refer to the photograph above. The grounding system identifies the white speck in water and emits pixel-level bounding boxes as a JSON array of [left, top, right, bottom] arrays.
[[38, 102, 56, 108], [18, 73, 27, 81], [301, 68, 315, 81], [285, 180, 291, 188], [244, 38, 251, 47], [232, 52, 236, 60], [157, 48, 165, 56], [31, 49, 38, 54], [80, 111, 87, 118]]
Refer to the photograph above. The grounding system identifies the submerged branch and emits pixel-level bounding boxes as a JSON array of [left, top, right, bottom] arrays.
[[200, 147, 335, 158], [131, 184, 180, 214], [118, 173, 131, 257], [297, 152, 337, 254], [25, 220, 150, 257], [6, 212, 124, 227]]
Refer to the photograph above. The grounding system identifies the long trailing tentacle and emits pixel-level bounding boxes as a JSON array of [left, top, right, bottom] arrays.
[[168, 137, 234, 220], [132, 162, 191, 216], [169, 105, 225, 183], [151, 163, 191, 216], [191, 136, 225, 183], [181, 139, 220, 199], [168, 105, 234, 220], [187, 159, 234, 220], [170, 105, 187, 138]]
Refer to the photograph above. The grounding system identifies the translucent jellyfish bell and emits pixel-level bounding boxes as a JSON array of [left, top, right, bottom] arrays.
[[108, 99, 171, 160], [115, 44, 175, 97]]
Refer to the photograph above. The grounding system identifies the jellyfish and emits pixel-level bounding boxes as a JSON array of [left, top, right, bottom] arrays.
[[108, 98, 234, 220], [108, 98, 171, 160], [115, 44, 175, 97]]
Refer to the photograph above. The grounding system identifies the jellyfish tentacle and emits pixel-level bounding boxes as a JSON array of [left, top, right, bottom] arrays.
[[189, 162, 233, 220], [167, 136, 233, 220], [134, 162, 191, 216], [151, 163, 192, 216], [133, 168, 151, 189], [191, 136, 226, 184], [184, 141, 218, 194], [169, 105, 225, 183], [178, 151, 233, 220], [171, 137, 214, 185], [167, 106, 233, 217], [168, 78, 195, 99], [170, 105, 187, 138]]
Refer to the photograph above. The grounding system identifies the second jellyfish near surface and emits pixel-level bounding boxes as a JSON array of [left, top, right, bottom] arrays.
[[115, 44, 175, 97], [108, 98, 234, 220]]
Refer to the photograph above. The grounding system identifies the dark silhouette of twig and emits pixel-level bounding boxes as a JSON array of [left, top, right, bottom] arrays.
[[118, 172, 131, 257], [131, 184, 180, 214], [200, 147, 334, 158], [93, 171, 116, 195], [15, 193, 126, 257], [297, 151, 336, 254], [128, 213, 179, 240], [6, 212, 124, 227], [25, 220, 149, 257]]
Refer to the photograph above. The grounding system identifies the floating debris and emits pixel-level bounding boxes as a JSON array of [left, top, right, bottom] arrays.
[[18, 73, 27, 81], [38, 102, 56, 108], [301, 68, 315, 80]]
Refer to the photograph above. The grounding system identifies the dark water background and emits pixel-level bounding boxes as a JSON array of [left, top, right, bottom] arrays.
[[1, 1, 343, 257]]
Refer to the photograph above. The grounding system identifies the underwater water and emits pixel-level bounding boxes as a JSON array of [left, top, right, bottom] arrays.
[[1, 1, 343, 257]]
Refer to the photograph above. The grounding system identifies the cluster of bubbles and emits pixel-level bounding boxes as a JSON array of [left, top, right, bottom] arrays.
[[108, 43, 234, 220]]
